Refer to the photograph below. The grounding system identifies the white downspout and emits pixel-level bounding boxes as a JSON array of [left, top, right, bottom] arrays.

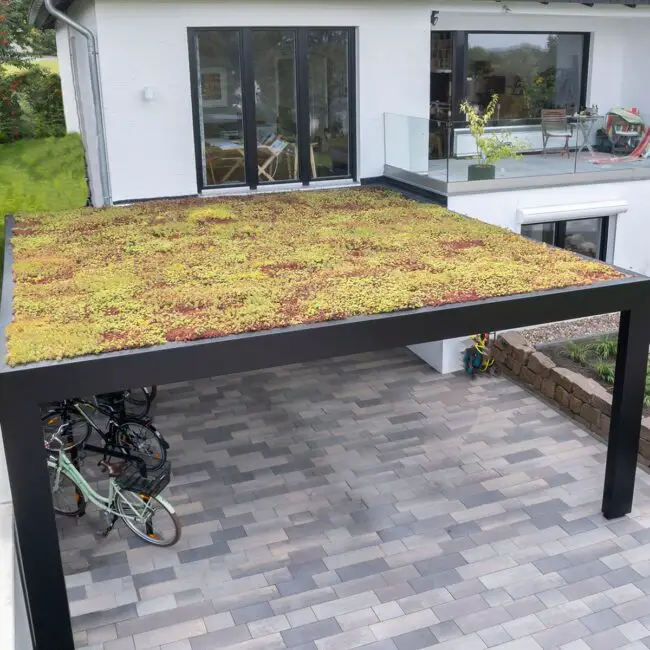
[[43, 0, 111, 206]]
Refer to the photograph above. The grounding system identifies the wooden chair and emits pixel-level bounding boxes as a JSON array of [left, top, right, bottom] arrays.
[[541, 109, 573, 157]]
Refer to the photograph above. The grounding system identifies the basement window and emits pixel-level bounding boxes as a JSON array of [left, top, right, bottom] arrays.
[[521, 216, 609, 261]]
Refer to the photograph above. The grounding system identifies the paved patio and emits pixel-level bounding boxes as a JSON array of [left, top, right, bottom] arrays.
[[58, 348, 650, 650]]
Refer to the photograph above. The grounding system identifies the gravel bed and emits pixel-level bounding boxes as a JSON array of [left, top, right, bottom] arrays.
[[520, 313, 620, 348]]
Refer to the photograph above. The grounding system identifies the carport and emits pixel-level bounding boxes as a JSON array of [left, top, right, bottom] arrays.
[[2, 193, 650, 649]]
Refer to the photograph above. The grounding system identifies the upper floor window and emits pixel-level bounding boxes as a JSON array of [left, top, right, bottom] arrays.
[[466, 33, 587, 120]]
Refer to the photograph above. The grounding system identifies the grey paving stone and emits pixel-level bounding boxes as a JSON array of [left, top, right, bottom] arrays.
[[132, 568, 176, 591], [281, 618, 342, 646], [55, 352, 650, 650], [393, 626, 437, 650], [335, 558, 390, 583]]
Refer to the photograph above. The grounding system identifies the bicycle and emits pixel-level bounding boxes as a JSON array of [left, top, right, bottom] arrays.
[[123, 386, 158, 419], [46, 425, 181, 546], [41, 395, 168, 471], [463, 332, 495, 378]]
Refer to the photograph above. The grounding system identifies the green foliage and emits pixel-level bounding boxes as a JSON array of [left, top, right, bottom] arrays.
[[0, 0, 56, 69], [566, 340, 589, 366], [0, 67, 65, 141], [0, 134, 87, 217], [7, 188, 624, 366], [595, 361, 615, 385], [593, 335, 617, 360], [459, 94, 528, 166]]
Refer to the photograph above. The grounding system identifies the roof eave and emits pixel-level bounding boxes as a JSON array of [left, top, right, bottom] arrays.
[[29, 0, 75, 29]]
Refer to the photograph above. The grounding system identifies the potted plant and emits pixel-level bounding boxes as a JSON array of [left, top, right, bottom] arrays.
[[459, 94, 527, 181]]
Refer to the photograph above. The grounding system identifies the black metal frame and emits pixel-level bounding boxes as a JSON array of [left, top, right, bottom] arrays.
[[2, 195, 650, 648], [187, 26, 357, 192], [521, 215, 610, 262]]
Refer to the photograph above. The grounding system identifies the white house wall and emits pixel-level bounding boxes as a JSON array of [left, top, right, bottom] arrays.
[[447, 180, 650, 276], [54, 24, 80, 133], [91, 0, 431, 203]]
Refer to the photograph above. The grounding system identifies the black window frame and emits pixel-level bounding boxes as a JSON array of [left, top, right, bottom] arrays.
[[434, 30, 591, 122], [187, 26, 357, 192], [521, 215, 610, 262]]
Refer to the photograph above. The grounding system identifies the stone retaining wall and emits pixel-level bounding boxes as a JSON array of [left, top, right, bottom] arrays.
[[493, 331, 650, 464]]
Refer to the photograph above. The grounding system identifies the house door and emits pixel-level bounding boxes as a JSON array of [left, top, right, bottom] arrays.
[[190, 27, 356, 190]]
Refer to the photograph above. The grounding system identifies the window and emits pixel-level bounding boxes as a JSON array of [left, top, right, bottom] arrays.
[[521, 216, 609, 261], [464, 33, 588, 120]]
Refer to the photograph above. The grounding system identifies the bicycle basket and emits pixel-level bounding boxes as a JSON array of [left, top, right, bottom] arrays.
[[116, 461, 171, 498]]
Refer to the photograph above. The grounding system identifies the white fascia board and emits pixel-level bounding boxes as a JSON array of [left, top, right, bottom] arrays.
[[516, 200, 629, 224]]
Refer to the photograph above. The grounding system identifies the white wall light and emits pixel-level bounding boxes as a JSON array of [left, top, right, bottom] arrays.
[[142, 87, 156, 102]]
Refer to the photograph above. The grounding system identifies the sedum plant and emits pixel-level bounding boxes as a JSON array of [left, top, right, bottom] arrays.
[[459, 94, 528, 167]]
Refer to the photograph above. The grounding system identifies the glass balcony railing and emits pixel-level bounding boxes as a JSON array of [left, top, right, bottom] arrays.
[[384, 112, 650, 193]]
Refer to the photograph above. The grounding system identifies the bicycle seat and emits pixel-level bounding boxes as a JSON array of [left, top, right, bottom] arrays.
[[98, 460, 126, 478]]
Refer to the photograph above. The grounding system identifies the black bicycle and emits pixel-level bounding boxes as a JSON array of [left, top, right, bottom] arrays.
[[41, 392, 168, 471]]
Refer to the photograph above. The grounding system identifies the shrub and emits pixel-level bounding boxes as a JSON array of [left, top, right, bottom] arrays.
[[595, 361, 615, 385], [566, 341, 589, 365], [0, 71, 23, 143], [593, 335, 617, 360], [17, 67, 65, 138]]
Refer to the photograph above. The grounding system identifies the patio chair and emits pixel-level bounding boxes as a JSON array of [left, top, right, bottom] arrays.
[[541, 109, 573, 157]]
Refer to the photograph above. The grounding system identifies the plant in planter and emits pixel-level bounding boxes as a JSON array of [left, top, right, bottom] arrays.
[[459, 94, 527, 181]]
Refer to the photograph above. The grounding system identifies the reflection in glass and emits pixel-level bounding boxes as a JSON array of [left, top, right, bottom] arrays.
[[197, 30, 246, 186], [565, 218, 603, 259], [252, 30, 298, 182], [467, 33, 585, 119], [308, 30, 350, 178], [521, 222, 555, 246]]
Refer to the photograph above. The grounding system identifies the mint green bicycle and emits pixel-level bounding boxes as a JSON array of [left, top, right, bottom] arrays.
[[46, 426, 181, 547]]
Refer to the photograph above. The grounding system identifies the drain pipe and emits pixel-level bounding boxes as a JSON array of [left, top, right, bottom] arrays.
[[43, 0, 112, 206]]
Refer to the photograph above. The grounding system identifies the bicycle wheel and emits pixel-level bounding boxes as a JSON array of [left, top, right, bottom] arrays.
[[123, 388, 154, 418], [116, 491, 181, 547], [41, 409, 91, 448], [117, 419, 167, 471], [48, 464, 86, 517]]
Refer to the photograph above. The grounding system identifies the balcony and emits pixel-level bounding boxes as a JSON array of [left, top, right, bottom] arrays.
[[384, 112, 650, 197]]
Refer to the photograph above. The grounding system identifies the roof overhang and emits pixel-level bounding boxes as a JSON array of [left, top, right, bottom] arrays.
[[30, 0, 650, 29], [29, 0, 74, 29]]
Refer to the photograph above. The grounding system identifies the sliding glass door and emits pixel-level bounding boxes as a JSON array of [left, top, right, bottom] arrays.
[[190, 27, 355, 190]]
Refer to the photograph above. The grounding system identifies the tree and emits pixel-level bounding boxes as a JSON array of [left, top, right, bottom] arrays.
[[0, 0, 56, 68]]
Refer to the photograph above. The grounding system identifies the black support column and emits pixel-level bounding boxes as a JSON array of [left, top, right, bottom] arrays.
[[602, 306, 650, 519], [0, 386, 74, 649], [240, 28, 259, 190], [296, 28, 312, 186]]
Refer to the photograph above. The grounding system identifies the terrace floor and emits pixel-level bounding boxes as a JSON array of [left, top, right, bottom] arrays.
[[60, 348, 650, 650], [429, 150, 650, 183]]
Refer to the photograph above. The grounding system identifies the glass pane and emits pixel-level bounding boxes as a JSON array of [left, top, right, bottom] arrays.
[[308, 29, 350, 178], [466, 33, 585, 119], [521, 222, 555, 245], [252, 30, 298, 183], [564, 217, 603, 259], [197, 30, 246, 186]]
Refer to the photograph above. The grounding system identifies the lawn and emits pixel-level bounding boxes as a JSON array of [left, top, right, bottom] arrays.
[[0, 135, 88, 276], [7, 188, 623, 366]]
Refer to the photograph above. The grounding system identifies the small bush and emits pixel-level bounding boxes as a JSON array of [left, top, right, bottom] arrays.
[[0, 67, 65, 142], [566, 341, 589, 365], [593, 335, 617, 360], [595, 361, 615, 385], [0, 72, 23, 143]]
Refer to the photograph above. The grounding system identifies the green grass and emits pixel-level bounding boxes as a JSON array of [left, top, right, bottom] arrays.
[[2, 58, 59, 75], [0, 135, 88, 218], [0, 135, 88, 287]]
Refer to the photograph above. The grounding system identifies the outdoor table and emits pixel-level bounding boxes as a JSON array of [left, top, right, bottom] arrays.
[[572, 114, 599, 154]]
